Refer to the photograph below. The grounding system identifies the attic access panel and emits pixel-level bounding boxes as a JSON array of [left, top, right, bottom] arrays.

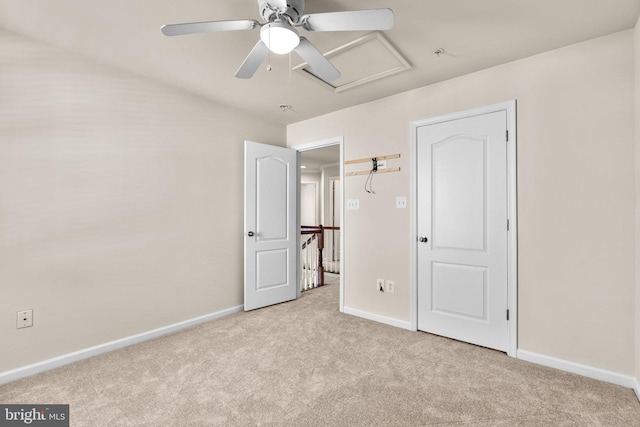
[[292, 32, 411, 92]]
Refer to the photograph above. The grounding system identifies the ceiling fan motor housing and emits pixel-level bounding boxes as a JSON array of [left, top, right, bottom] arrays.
[[258, 0, 305, 23]]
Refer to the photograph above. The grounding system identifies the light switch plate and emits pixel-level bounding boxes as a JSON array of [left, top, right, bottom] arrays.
[[396, 196, 407, 209], [347, 199, 360, 210]]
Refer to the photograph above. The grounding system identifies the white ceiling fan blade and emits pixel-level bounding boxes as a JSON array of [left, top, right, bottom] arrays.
[[161, 20, 259, 36], [294, 37, 341, 83], [301, 9, 394, 32], [235, 40, 270, 79]]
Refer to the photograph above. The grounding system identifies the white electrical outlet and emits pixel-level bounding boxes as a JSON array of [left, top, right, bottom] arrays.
[[376, 278, 385, 292], [396, 196, 407, 209], [385, 280, 395, 294], [17, 309, 33, 329]]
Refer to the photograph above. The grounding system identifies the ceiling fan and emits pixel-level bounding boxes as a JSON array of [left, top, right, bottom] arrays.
[[161, 0, 394, 83]]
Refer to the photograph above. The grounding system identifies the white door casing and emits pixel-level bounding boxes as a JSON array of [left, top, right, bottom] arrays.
[[244, 141, 299, 311], [412, 101, 517, 354], [328, 177, 341, 271]]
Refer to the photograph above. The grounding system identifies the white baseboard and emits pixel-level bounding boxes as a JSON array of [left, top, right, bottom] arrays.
[[0, 305, 244, 385], [517, 349, 637, 391], [634, 377, 640, 401], [343, 306, 412, 331]]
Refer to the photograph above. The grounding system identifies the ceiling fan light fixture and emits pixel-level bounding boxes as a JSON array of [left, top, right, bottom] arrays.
[[260, 21, 300, 54]]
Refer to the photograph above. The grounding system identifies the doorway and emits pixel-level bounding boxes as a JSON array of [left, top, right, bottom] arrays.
[[410, 101, 518, 356], [293, 137, 345, 312]]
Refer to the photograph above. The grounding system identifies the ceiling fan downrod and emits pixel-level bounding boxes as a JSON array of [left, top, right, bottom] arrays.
[[258, 0, 305, 24]]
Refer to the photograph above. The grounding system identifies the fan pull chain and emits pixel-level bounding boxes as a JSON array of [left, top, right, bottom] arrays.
[[284, 52, 292, 110], [266, 25, 272, 71]]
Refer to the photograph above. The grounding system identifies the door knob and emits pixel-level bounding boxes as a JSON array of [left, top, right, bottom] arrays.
[[419, 236, 428, 243], [247, 231, 255, 237]]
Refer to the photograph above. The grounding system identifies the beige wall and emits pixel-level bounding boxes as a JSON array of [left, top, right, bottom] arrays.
[[289, 31, 636, 374], [0, 30, 285, 373]]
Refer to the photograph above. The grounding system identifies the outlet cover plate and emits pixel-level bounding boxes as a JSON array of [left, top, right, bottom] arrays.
[[17, 309, 33, 329], [385, 280, 395, 293]]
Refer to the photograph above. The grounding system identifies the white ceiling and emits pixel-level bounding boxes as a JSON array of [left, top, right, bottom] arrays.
[[1, 1, 638, 126]]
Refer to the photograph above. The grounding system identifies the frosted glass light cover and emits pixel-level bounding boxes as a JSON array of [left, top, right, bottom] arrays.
[[260, 22, 300, 54]]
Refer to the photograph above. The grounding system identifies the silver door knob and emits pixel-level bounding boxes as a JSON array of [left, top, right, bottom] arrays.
[[419, 236, 428, 243], [247, 231, 255, 237]]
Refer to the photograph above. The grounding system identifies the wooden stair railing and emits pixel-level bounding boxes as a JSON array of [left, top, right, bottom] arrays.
[[300, 225, 339, 291]]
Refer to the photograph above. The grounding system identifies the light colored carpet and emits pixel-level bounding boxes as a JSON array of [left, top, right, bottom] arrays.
[[1, 276, 639, 426]]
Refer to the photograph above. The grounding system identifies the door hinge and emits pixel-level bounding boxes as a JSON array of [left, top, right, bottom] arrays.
[[506, 130, 509, 142], [507, 219, 510, 231], [506, 309, 510, 321]]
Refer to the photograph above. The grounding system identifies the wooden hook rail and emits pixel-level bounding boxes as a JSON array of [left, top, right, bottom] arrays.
[[345, 153, 400, 177], [345, 153, 400, 165], [346, 168, 400, 177]]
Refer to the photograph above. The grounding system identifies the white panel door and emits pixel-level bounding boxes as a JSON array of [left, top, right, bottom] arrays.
[[417, 111, 508, 351], [244, 141, 299, 311]]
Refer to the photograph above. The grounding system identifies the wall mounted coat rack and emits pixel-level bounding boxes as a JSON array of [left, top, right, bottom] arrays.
[[345, 153, 400, 176]]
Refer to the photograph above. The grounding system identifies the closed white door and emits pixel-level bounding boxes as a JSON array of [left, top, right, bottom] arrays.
[[300, 182, 317, 225], [244, 141, 299, 311], [417, 111, 509, 351]]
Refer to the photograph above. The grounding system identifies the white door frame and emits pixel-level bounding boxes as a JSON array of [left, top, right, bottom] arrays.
[[410, 101, 518, 357], [292, 136, 345, 312]]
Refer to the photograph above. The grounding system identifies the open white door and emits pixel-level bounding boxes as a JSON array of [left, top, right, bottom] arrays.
[[244, 141, 299, 311]]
